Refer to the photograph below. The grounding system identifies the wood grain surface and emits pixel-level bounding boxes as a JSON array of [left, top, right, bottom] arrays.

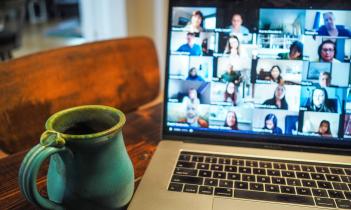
[[0, 37, 160, 154], [0, 103, 162, 210]]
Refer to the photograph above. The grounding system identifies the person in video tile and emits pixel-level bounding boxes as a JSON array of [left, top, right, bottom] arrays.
[[263, 85, 289, 110], [184, 10, 203, 33], [201, 38, 214, 56], [278, 41, 304, 60], [318, 40, 340, 63], [224, 82, 237, 106], [177, 32, 202, 56], [178, 103, 208, 128], [182, 88, 200, 106], [224, 35, 249, 70], [316, 120, 332, 137], [219, 64, 242, 84], [307, 88, 335, 112], [224, 111, 239, 130], [186, 67, 205, 81], [318, 72, 331, 87], [268, 65, 284, 84], [263, 113, 283, 134], [227, 13, 249, 34], [317, 12, 351, 37]]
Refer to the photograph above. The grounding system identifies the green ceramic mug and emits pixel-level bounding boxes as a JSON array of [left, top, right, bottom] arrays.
[[19, 105, 134, 210]]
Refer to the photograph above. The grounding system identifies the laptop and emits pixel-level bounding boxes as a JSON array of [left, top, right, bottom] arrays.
[[128, 0, 351, 209]]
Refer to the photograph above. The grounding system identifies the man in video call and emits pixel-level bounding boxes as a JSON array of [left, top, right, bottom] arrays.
[[177, 32, 202, 56], [317, 12, 351, 37], [318, 72, 331, 87], [227, 13, 249, 34], [178, 103, 208, 128]]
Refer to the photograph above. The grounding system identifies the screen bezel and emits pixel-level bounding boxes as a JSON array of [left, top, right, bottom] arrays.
[[162, 0, 351, 154]]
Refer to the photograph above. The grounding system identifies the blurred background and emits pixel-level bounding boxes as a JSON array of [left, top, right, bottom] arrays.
[[0, 0, 168, 77]]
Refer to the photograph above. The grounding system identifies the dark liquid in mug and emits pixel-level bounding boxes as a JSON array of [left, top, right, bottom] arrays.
[[63, 120, 113, 135]]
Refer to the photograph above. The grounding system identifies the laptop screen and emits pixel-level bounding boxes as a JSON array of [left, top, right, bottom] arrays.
[[163, 0, 351, 149]]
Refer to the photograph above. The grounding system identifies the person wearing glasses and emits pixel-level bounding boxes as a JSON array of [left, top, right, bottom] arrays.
[[317, 40, 340, 63], [317, 12, 351, 37]]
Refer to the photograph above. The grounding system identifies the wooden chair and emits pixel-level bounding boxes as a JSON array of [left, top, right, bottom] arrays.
[[0, 37, 160, 154]]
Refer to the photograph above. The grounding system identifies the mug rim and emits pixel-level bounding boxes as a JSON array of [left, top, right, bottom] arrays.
[[45, 105, 126, 140]]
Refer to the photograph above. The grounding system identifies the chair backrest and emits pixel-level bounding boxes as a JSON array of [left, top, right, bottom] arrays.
[[0, 37, 160, 154]]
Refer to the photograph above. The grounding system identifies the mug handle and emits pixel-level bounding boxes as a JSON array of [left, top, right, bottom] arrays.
[[19, 130, 69, 210]]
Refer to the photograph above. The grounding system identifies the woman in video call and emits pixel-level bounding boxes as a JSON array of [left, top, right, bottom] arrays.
[[224, 35, 249, 70], [278, 41, 304, 60], [184, 10, 203, 33], [224, 82, 238, 106], [317, 12, 351, 37], [186, 67, 205, 81], [318, 40, 341, 63], [268, 65, 284, 84], [263, 114, 282, 134], [182, 88, 200, 106], [263, 85, 289, 110], [224, 111, 239, 130], [316, 120, 332, 137], [307, 87, 335, 112]]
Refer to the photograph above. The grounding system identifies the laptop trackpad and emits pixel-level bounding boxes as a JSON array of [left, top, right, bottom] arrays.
[[212, 197, 316, 210]]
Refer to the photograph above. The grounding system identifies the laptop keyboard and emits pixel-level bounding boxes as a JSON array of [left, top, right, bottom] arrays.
[[168, 151, 351, 209]]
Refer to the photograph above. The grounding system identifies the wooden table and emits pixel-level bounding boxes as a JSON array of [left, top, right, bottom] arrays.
[[0, 103, 162, 210]]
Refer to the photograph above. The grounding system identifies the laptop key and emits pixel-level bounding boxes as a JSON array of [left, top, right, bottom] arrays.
[[265, 184, 280, 192], [174, 168, 198, 176], [273, 162, 286, 170], [296, 172, 310, 179], [328, 190, 345, 199], [311, 173, 325, 180], [232, 159, 244, 166], [332, 182, 349, 191], [344, 191, 351, 199], [242, 174, 255, 182], [178, 154, 190, 161], [286, 178, 301, 186], [246, 160, 258, 167], [296, 187, 312, 196], [317, 181, 333, 189], [315, 197, 336, 208], [250, 183, 264, 191], [214, 187, 233, 197], [227, 173, 240, 180], [280, 185, 296, 194], [281, 171, 295, 178], [168, 183, 183, 192], [326, 174, 341, 182], [183, 184, 198, 193], [234, 189, 314, 206], [176, 161, 196, 169], [239, 167, 252, 174], [302, 180, 316, 188], [204, 178, 218, 187], [272, 177, 286, 185], [192, 156, 204, 162], [198, 170, 212, 178], [218, 158, 230, 164], [213, 172, 226, 179], [225, 165, 237, 172], [301, 165, 315, 172], [257, 176, 270, 183], [211, 164, 223, 171], [345, 169, 351, 175], [330, 168, 345, 175], [335, 199, 351, 209], [199, 186, 213, 195], [219, 180, 233, 188], [287, 164, 301, 171], [235, 181, 249, 189], [267, 169, 280, 176], [259, 162, 272, 169], [197, 163, 209, 170], [171, 175, 203, 185], [312, 189, 328, 197], [205, 157, 217, 164], [341, 175, 349, 183], [253, 168, 266, 175], [316, 167, 330, 174]]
